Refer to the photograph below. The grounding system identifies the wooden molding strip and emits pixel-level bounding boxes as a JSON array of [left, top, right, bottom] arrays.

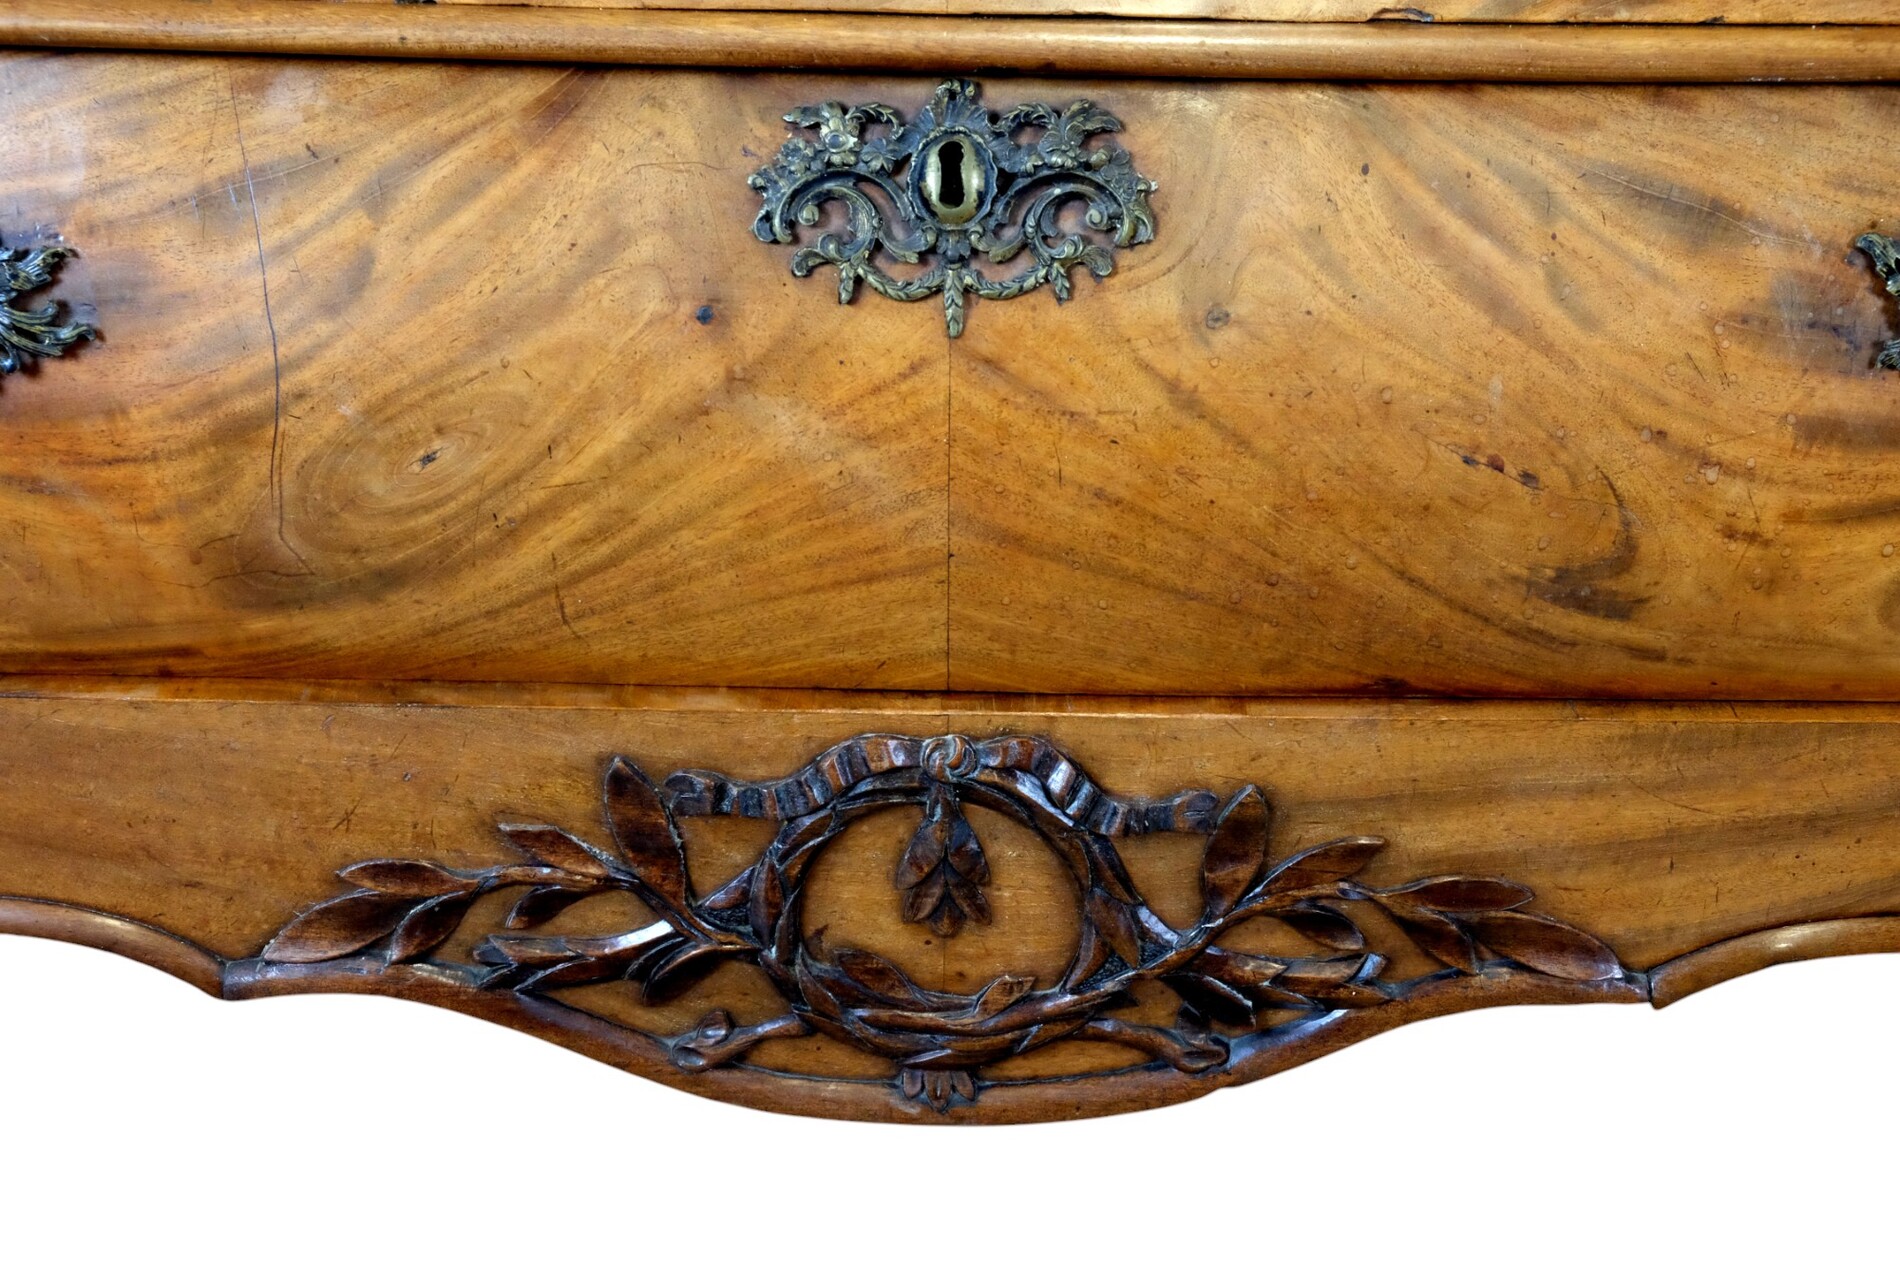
[[7, 1, 1900, 81], [13, 889, 1900, 1121], [0, 897, 226, 996], [1647, 917, 1900, 1007]]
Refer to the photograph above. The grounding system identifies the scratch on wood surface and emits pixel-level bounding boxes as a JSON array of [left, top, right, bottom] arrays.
[[551, 552, 587, 642], [228, 73, 312, 577], [1581, 167, 1808, 249]]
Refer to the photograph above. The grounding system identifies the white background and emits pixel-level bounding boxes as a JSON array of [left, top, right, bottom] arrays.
[[2, 934, 1889, 1261]]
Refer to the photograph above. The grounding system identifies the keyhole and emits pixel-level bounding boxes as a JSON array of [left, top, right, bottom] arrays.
[[937, 141, 967, 209], [923, 137, 985, 226]]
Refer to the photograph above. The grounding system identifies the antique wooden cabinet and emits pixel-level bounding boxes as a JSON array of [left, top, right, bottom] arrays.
[[5, 0, 1900, 1122]]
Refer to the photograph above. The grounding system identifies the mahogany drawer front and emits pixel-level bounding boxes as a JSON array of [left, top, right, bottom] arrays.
[[1, 58, 953, 689], [951, 81, 1900, 698], [8, 56, 1900, 697]]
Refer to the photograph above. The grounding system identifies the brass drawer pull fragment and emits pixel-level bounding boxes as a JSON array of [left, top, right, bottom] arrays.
[[749, 79, 1158, 337], [1857, 230, 1900, 370], [1, 232, 94, 381]]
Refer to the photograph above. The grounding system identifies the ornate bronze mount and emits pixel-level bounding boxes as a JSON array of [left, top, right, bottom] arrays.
[[748, 80, 1157, 338], [260, 734, 1624, 1115], [1857, 231, 1900, 370], [1, 232, 95, 381]]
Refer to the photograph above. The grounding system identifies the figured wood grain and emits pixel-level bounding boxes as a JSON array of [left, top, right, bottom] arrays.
[[12, 62, 1900, 698], [2, 678, 1899, 1120], [0, 55, 948, 687], [13, 4, 1900, 82], [948, 81, 1900, 696]]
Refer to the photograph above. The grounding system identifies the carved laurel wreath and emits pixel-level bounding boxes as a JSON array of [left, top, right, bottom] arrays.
[[1, 233, 94, 380], [749, 80, 1158, 337], [261, 734, 1623, 1114]]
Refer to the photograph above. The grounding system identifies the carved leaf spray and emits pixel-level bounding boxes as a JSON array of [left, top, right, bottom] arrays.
[[749, 80, 1158, 337], [261, 734, 1625, 1114]]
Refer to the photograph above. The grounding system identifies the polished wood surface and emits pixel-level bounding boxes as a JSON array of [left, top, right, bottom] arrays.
[[952, 82, 1900, 696], [8, 58, 1900, 696], [11, 4, 1900, 82], [2, 676, 1898, 1120]]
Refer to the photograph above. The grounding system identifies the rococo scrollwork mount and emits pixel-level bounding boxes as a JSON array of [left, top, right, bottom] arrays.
[[1, 231, 94, 380], [1858, 230, 1900, 370], [749, 79, 1157, 337]]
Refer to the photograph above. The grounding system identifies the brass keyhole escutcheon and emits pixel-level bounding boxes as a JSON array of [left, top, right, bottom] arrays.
[[1857, 231, 1900, 371], [750, 79, 1158, 336], [0, 232, 95, 380], [921, 136, 985, 226]]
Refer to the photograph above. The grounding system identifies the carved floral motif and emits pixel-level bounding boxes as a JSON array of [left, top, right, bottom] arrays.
[[261, 734, 1625, 1114]]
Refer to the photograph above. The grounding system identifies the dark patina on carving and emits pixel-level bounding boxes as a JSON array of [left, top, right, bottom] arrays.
[[1857, 231, 1900, 370], [1, 233, 95, 380], [261, 734, 1625, 1114], [749, 80, 1157, 337]]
